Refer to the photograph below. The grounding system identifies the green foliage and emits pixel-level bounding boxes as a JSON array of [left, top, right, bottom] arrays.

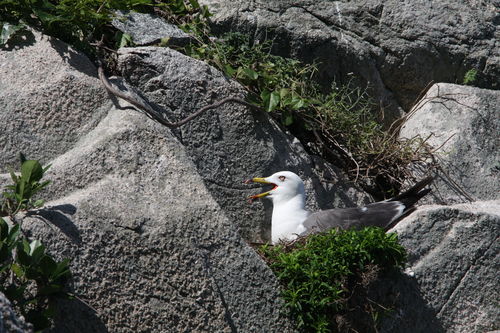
[[184, 33, 314, 119], [0, 218, 71, 331], [0, 0, 210, 53], [1, 155, 51, 217], [260, 227, 407, 332], [183, 33, 424, 194], [463, 69, 478, 85], [0, 155, 71, 331]]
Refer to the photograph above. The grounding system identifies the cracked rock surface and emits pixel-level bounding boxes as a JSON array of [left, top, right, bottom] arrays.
[[400, 83, 500, 204], [1, 30, 297, 332], [387, 201, 500, 333], [117, 46, 370, 243], [200, 0, 499, 121]]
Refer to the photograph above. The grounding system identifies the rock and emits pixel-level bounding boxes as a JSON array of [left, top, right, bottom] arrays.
[[112, 10, 195, 46], [1, 30, 297, 332], [116, 46, 370, 242], [384, 201, 500, 333], [0, 292, 33, 333], [400, 83, 500, 204], [200, 0, 499, 121], [0, 28, 110, 171]]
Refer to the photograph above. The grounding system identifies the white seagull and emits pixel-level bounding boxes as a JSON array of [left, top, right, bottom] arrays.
[[246, 171, 432, 244]]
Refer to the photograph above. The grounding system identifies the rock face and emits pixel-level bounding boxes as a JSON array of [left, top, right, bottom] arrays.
[[0, 293, 32, 333], [386, 201, 500, 333], [400, 83, 500, 204], [0, 28, 110, 171], [1, 30, 298, 332], [112, 11, 195, 46], [116, 46, 370, 242], [200, 0, 499, 120]]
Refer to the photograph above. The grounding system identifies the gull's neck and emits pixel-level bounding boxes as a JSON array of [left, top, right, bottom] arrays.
[[271, 194, 310, 243]]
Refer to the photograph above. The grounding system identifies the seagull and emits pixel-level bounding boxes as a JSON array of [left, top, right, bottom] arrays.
[[246, 171, 433, 244]]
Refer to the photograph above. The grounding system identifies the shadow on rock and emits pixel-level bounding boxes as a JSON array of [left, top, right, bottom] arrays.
[[376, 271, 445, 333], [28, 204, 81, 245], [0, 29, 36, 51], [50, 297, 109, 333], [337, 268, 444, 333], [49, 38, 98, 77]]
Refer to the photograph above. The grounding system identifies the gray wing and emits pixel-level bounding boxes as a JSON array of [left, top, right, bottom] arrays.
[[302, 201, 406, 235]]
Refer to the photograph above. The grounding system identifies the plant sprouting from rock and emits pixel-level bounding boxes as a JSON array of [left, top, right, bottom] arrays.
[[1, 155, 51, 217], [463, 69, 478, 86], [260, 227, 407, 332], [0, 155, 71, 331]]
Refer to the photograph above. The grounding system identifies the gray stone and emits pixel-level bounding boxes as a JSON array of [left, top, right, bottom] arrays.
[[0, 29, 110, 172], [384, 201, 500, 333], [400, 83, 500, 204], [1, 31, 297, 332], [0, 293, 32, 333], [200, 0, 499, 121], [112, 10, 195, 46], [116, 46, 370, 242]]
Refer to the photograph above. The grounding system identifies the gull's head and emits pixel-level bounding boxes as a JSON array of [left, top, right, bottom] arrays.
[[248, 171, 305, 204]]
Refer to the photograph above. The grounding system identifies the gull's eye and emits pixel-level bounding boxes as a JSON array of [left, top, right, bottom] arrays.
[[279, 175, 286, 182]]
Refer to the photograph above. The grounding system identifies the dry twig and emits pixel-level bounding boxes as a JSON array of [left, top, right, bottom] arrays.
[[96, 61, 260, 129]]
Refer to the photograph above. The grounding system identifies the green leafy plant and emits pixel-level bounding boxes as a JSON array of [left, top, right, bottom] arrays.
[[260, 227, 407, 332], [0, 156, 71, 331], [1, 155, 51, 217], [463, 69, 478, 85], [0, 0, 210, 53], [182, 33, 430, 195]]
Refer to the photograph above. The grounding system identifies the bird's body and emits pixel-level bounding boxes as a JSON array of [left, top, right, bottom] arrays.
[[248, 171, 433, 244]]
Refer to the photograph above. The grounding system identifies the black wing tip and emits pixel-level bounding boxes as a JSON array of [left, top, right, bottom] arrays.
[[390, 176, 433, 210]]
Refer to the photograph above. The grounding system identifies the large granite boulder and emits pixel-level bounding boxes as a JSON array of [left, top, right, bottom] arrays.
[[112, 10, 195, 46], [386, 201, 500, 333], [1, 30, 298, 332], [400, 83, 500, 204], [116, 45, 370, 242], [0, 28, 110, 170], [200, 0, 499, 120]]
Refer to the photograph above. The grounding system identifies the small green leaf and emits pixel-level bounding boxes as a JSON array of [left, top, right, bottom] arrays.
[[0, 22, 25, 45], [279, 88, 289, 99], [0, 218, 8, 240], [119, 33, 133, 48], [188, 0, 201, 9], [52, 258, 71, 280], [291, 98, 306, 110], [42, 163, 51, 173], [21, 160, 44, 183], [39, 255, 57, 278], [283, 111, 294, 126], [242, 67, 259, 80], [11, 263, 25, 279], [7, 224, 20, 245], [266, 91, 280, 112], [29, 239, 44, 256], [223, 64, 236, 76], [33, 199, 45, 207]]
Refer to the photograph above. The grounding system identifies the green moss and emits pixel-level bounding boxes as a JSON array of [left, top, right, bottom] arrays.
[[260, 227, 407, 332]]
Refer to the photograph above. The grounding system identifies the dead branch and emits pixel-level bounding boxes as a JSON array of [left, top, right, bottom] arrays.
[[97, 62, 260, 128]]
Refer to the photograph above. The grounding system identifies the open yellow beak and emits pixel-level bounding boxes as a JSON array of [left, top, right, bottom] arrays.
[[248, 177, 276, 201]]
